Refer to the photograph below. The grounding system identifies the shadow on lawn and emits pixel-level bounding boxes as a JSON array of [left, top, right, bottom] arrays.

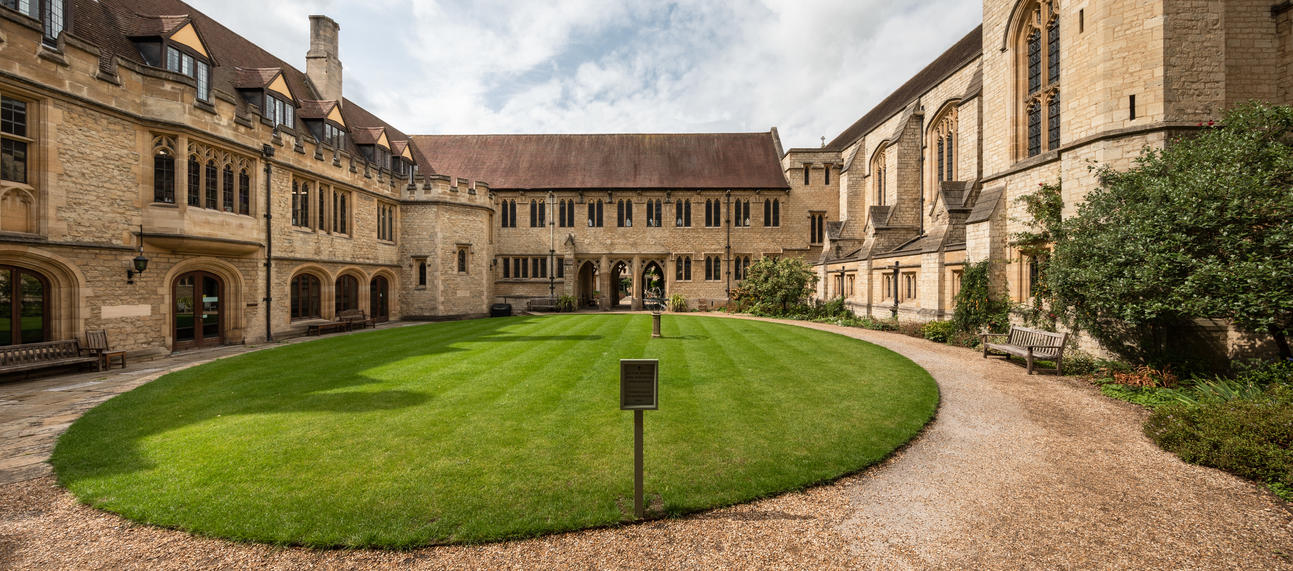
[[51, 316, 533, 483]]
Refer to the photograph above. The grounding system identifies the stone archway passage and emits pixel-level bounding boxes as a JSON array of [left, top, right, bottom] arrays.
[[576, 261, 597, 309], [640, 261, 664, 304], [610, 262, 629, 307], [172, 271, 223, 351]]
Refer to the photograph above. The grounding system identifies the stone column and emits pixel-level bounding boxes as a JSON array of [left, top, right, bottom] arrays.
[[630, 255, 643, 310], [663, 254, 675, 309], [599, 255, 609, 310], [563, 255, 575, 296]]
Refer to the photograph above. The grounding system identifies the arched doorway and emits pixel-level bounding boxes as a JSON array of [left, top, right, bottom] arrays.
[[173, 271, 223, 350], [0, 265, 48, 345], [640, 261, 665, 304], [576, 261, 598, 309], [370, 276, 389, 322], [610, 261, 629, 308]]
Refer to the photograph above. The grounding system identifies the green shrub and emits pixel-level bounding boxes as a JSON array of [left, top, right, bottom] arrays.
[[922, 321, 957, 343], [952, 260, 1011, 334], [946, 330, 980, 348], [1099, 384, 1179, 409], [556, 295, 577, 312], [896, 321, 924, 338], [668, 293, 688, 312], [1233, 359, 1293, 388], [1145, 384, 1293, 499]]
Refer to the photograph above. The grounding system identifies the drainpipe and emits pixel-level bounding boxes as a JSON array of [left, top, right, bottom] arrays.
[[262, 143, 275, 342], [724, 190, 732, 300]]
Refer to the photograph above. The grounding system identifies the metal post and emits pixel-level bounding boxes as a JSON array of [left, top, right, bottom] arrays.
[[891, 261, 901, 319], [634, 409, 644, 519], [724, 190, 732, 299]]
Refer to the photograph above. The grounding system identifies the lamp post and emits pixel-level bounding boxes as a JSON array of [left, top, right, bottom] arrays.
[[126, 224, 149, 284]]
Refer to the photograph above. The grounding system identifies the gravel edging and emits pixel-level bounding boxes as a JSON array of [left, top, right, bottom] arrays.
[[2, 314, 1291, 569]]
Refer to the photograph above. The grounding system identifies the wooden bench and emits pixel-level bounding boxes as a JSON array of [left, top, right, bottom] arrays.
[[527, 297, 559, 312], [84, 329, 126, 371], [337, 309, 374, 329], [0, 339, 100, 374], [982, 326, 1068, 375], [306, 321, 351, 336]]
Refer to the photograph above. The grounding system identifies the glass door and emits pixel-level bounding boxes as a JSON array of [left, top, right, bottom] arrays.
[[370, 276, 389, 322], [173, 271, 223, 350]]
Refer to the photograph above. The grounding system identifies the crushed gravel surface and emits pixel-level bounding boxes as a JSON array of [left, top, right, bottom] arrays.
[[1, 315, 1290, 569]]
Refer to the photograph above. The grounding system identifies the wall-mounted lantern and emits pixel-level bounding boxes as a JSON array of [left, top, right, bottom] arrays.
[[127, 224, 149, 284]]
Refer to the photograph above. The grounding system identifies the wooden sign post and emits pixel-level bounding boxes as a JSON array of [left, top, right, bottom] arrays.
[[620, 359, 658, 520]]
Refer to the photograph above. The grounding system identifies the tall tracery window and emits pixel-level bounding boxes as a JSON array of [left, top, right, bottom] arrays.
[[238, 169, 250, 215], [587, 199, 604, 227], [646, 199, 662, 227], [1018, 0, 1060, 158], [204, 160, 218, 209], [675, 256, 692, 281], [931, 105, 958, 187], [187, 156, 201, 207], [871, 145, 887, 206], [221, 164, 234, 212]]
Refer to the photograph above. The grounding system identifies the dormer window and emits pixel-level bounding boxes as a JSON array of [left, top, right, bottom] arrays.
[[392, 157, 411, 178], [374, 146, 390, 169], [322, 122, 344, 148], [166, 46, 210, 103], [265, 93, 294, 130]]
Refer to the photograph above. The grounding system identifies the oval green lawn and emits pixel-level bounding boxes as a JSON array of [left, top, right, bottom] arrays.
[[51, 314, 937, 547]]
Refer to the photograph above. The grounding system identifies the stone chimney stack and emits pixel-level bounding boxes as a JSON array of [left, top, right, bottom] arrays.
[[306, 15, 343, 106]]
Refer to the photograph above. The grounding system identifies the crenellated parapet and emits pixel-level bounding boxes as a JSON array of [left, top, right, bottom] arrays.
[[402, 173, 494, 208]]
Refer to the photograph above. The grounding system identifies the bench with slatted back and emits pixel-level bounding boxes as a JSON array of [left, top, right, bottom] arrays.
[[336, 309, 374, 329], [981, 326, 1068, 375], [0, 339, 99, 374]]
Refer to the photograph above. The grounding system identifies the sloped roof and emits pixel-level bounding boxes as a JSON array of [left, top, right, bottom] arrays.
[[351, 127, 385, 146], [233, 67, 279, 90], [409, 133, 789, 190], [826, 26, 982, 151], [297, 99, 336, 120], [966, 186, 1004, 224]]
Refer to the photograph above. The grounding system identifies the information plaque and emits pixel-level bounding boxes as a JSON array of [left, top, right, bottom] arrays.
[[619, 359, 659, 410]]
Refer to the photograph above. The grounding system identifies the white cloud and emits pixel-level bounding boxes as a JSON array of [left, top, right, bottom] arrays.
[[188, 0, 981, 148]]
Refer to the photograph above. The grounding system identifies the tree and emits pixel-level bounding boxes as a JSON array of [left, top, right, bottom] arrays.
[[734, 257, 819, 314], [1048, 101, 1293, 362]]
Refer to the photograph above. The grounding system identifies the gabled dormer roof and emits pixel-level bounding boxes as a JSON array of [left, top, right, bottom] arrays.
[[389, 140, 414, 160], [298, 100, 345, 126], [352, 127, 390, 149], [234, 68, 295, 102]]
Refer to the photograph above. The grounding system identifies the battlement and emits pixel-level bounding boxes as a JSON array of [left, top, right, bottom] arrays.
[[404, 173, 493, 205]]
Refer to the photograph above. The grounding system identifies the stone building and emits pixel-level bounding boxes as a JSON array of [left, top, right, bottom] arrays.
[[805, 0, 1293, 327], [0, 0, 1289, 360], [0, 0, 493, 358]]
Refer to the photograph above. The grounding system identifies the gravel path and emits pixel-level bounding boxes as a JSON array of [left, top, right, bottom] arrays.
[[1, 315, 1290, 569]]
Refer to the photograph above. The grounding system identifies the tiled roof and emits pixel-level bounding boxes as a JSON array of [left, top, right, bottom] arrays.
[[350, 127, 385, 146], [826, 26, 982, 151], [80, 0, 407, 160], [409, 133, 789, 190], [296, 100, 336, 120], [233, 67, 279, 90]]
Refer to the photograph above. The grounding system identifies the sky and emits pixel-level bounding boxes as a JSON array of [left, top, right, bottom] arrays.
[[189, 0, 981, 150]]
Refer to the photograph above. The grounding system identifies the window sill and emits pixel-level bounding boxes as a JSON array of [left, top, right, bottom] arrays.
[[37, 44, 68, 67], [148, 201, 180, 209], [193, 100, 217, 115]]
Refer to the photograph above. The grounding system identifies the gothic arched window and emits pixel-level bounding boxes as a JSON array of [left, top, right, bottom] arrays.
[[1017, 0, 1060, 158]]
